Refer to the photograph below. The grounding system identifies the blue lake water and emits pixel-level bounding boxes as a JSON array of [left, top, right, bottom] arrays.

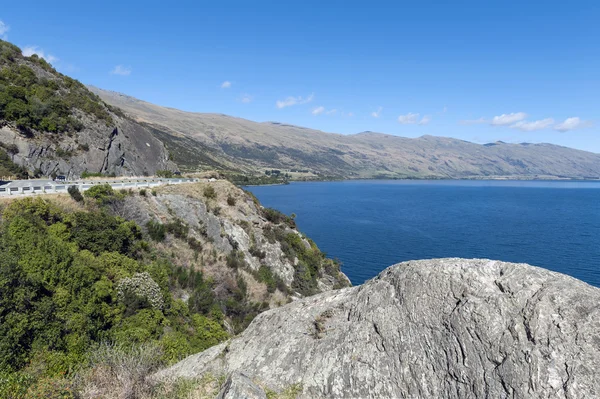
[[246, 180, 600, 288]]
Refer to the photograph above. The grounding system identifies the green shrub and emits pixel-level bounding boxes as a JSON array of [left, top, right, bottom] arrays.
[[249, 245, 266, 260], [151, 189, 157, 196], [0, 197, 229, 381], [187, 236, 203, 252], [165, 218, 189, 239], [80, 171, 115, 179], [226, 250, 245, 269], [139, 189, 147, 197], [83, 184, 124, 206], [67, 185, 83, 202], [0, 371, 34, 399], [0, 41, 113, 134], [24, 377, 75, 399], [226, 195, 236, 206], [262, 208, 296, 228], [257, 265, 276, 293], [203, 185, 216, 199], [156, 170, 173, 178], [146, 220, 166, 242]]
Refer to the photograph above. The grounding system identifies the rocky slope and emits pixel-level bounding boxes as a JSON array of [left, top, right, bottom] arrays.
[[91, 87, 600, 180], [120, 180, 349, 317], [0, 39, 176, 178], [158, 258, 600, 398]]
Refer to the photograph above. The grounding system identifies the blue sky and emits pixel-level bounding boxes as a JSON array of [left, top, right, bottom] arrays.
[[1, 1, 598, 151]]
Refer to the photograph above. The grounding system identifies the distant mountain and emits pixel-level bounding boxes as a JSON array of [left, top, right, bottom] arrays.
[[90, 87, 600, 180], [0, 39, 176, 179]]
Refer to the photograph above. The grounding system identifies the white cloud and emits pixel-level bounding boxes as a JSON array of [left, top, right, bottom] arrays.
[[397, 112, 420, 124], [347, 112, 354, 117], [371, 106, 383, 118], [442, 106, 448, 113], [221, 81, 232, 88], [22, 46, 58, 63], [239, 93, 253, 103], [459, 117, 487, 125], [418, 115, 431, 125], [491, 112, 527, 126], [554, 117, 592, 132], [0, 20, 9, 39], [312, 106, 325, 115], [110, 65, 132, 76], [326, 109, 337, 115], [510, 118, 554, 131], [276, 93, 314, 109]]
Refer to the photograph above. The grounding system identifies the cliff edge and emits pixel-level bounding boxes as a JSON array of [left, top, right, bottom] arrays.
[[157, 258, 600, 398]]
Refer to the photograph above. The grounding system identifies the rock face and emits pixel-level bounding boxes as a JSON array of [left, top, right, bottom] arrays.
[[0, 116, 175, 178], [157, 258, 600, 398], [118, 181, 349, 306]]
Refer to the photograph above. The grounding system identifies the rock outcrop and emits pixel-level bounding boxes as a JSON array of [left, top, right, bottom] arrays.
[[157, 258, 600, 398], [0, 116, 175, 178]]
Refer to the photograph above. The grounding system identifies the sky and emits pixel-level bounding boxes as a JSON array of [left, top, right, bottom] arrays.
[[1, 1, 598, 151]]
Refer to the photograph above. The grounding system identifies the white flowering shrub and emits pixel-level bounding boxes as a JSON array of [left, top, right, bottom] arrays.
[[116, 272, 164, 310]]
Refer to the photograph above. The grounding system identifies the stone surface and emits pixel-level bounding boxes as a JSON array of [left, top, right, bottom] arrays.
[[216, 372, 267, 399], [157, 258, 600, 398]]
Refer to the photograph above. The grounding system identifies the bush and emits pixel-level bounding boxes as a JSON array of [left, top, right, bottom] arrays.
[[67, 185, 83, 202], [83, 184, 124, 206], [226, 250, 245, 269], [151, 189, 157, 196], [156, 170, 173, 178], [187, 236, 203, 252], [203, 185, 216, 199], [117, 272, 165, 311], [257, 265, 276, 293], [262, 208, 295, 228], [165, 218, 189, 239], [139, 189, 147, 197], [226, 195, 236, 206], [146, 220, 166, 241], [0, 372, 34, 399], [24, 377, 75, 399]]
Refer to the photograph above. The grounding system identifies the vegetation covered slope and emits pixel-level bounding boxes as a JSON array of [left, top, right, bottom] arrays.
[[0, 180, 347, 398], [0, 39, 175, 178], [91, 87, 600, 180]]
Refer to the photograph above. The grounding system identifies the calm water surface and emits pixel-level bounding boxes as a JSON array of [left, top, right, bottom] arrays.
[[246, 180, 600, 287]]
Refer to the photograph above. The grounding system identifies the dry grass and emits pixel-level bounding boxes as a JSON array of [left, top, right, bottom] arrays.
[[77, 343, 165, 399], [74, 342, 225, 399]]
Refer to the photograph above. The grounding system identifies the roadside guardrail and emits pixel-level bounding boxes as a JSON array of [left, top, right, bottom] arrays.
[[0, 178, 201, 196]]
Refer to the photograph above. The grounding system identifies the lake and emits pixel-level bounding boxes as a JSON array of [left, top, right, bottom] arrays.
[[246, 180, 600, 288]]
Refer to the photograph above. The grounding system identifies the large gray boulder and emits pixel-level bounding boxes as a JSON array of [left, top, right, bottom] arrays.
[[157, 258, 600, 398]]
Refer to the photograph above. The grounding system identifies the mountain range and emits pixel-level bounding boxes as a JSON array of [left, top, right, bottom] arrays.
[[90, 86, 600, 180]]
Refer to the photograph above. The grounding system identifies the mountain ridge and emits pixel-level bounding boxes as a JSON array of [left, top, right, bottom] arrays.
[[89, 86, 600, 180]]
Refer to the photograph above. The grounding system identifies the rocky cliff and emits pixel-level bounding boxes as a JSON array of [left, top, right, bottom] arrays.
[[157, 258, 600, 398], [0, 39, 176, 178], [119, 180, 350, 324]]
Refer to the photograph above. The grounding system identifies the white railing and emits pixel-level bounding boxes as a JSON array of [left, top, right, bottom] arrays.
[[0, 178, 201, 196]]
